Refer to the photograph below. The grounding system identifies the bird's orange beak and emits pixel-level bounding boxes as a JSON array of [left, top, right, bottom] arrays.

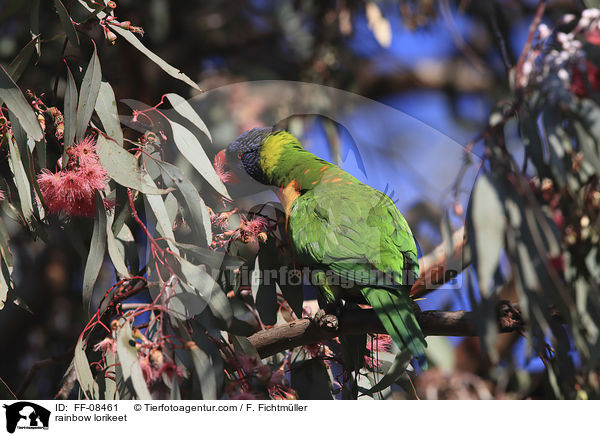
[[213, 149, 240, 184]]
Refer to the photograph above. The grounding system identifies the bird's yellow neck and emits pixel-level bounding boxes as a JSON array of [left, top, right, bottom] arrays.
[[275, 180, 301, 217]]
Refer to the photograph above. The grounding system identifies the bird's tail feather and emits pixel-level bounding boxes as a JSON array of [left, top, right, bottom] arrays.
[[361, 287, 427, 369]]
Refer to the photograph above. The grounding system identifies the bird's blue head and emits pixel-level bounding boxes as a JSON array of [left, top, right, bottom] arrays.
[[214, 127, 273, 185]]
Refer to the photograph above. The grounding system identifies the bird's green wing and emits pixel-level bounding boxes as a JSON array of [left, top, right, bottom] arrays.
[[361, 287, 426, 368], [288, 180, 426, 364], [289, 181, 419, 290]]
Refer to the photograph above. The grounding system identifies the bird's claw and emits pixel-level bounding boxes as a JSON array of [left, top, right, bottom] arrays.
[[313, 309, 339, 331]]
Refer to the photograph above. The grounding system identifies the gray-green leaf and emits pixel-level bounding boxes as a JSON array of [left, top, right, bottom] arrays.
[[75, 46, 102, 139], [0, 64, 43, 141]]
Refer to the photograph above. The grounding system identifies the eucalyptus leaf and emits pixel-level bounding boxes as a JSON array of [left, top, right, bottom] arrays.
[[290, 358, 334, 400], [177, 256, 232, 324], [63, 63, 78, 149], [74, 336, 100, 399], [7, 35, 40, 82], [157, 160, 212, 246], [0, 261, 10, 310], [75, 46, 102, 139], [169, 120, 229, 199], [96, 136, 170, 195], [360, 349, 411, 395], [468, 173, 505, 296], [165, 93, 212, 142], [7, 132, 34, 225], [254, 244, 278, 326], [54, 0, 79, 47], [108, 24, 201, 91], [0, 64, 43, 141], [188, 342, 217, 399], [230, 335, 260, 360], [116, 320, 152, 400], [82, 192, 107, 314], [142, 177, 179, 254], [95, 81, 123, 145], [104, 349, 117, 400], [106, 211, 130, 278]]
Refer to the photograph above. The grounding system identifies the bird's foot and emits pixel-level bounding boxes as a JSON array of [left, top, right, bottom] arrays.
[[313, 306, 340, 331]]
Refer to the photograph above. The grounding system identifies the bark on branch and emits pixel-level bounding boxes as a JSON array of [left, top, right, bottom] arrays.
[[248, 302, 526, 358], [410, 226, 468, 299]]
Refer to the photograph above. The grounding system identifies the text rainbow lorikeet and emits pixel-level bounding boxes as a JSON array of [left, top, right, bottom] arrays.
[[214, 127, 427, 367]]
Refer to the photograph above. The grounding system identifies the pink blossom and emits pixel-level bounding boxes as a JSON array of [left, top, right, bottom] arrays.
[[243, 216, 272, 235], [365, 334, 392, 369], [157, 360, 186, 381], [139, 354, 157, 383], [68, 135, 100, 168], [93, 337, 116, 356], [37, 136, 111, 217], [140, 352, 185, 385], [367, 334, 392, 353]]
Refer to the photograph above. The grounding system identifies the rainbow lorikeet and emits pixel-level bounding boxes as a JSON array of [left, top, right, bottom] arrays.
[[214, 127, 427, 366]]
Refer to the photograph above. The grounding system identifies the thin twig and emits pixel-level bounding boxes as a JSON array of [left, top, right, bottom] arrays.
[[18, 346, 74, 398], [514, 0, 546, 89]]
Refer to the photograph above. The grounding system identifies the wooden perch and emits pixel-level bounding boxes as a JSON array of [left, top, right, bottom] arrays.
[[248, 301, 525, 358]]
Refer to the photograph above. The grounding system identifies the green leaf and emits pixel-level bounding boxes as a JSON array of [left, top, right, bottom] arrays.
[[6, 132, 34, 225], [253, 246, 278, 326], [82, 192, 107, 314], [0, 261, 10, 311], [230, 335, 260, 360], [0, 64, 43, 141], [96, 136, 170, 195], [107, 24, 201, 91], [94, 81, 123, 145], [468, 173, 505, 296], [173, 242, 244, 270], [157, 160, 212, 246], [424, 336, 456, 372], [54, 0, 79, 47], [104, 349, 117, 400], [177, 256, 232, 324], [142, 178, 179, 254], [0, 216, 13, 268], [9, 112, 45, 221], [169, 371, 181, 400], [188, 342, 217, 399], [165, 93, 212, 142], [74, 336, 100, 399], [167, 280, 208, 320], [106, 210, 130, 278], [63, 63, 78, 148], [7, 35, 40, 82], [0, 216, 14, 309], [169, 121, 230, 199], [290, 357, 334, 400], [75, 45, 102, 139], [116, 320, 152, 400], [360, 349, 411, 395]]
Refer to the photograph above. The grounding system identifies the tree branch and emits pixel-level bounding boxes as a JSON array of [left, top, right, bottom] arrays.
[[410, 226, 469, 298], [248, 302, 526, 358]]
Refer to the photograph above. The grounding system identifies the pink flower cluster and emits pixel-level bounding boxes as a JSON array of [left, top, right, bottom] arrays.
[[37, 136, 111, 217], [139, 349, 185, 385], [365, 334, 392, 369], [210, 213, 274, 249]]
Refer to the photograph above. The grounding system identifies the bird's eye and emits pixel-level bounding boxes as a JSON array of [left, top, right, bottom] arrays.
[[238, 152, 244, 159]]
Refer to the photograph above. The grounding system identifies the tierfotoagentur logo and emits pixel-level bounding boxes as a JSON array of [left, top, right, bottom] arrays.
[[3, 402, 50, 433]]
